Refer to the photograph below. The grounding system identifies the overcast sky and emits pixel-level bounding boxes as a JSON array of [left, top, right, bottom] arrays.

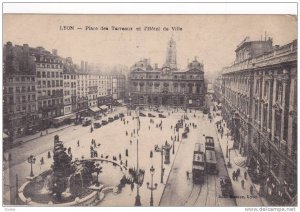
[[3, 14, 297, 76]]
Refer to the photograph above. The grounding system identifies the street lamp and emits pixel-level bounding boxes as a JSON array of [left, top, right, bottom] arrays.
[[226, 139, 229, 158], [172, 139, 175, 155], [147, 165, 158, 206], [27, 155, 36, 177], [94, 163, 102, 187]]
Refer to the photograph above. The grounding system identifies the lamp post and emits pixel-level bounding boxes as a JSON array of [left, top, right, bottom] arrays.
[[134, 138, 142, 206], [172, 139, 175, 155], [147, 165, 158, 206], [27, 155, 36, 177], [227, 149, 232, 168], [154, 145, 164, 183], [95, 163, 102, 187], [226, 139, 229, 158]]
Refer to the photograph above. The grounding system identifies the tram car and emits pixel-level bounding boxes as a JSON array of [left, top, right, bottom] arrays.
[[205, 136, 215, 151], [192, 143, 205, 184], [205, 149, 217, 174]]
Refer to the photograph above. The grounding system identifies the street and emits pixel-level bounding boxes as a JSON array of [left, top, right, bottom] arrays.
[[159, 109, 235, 206]]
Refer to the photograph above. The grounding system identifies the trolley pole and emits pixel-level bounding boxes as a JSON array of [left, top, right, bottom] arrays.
[[160, 147, 164, 183]]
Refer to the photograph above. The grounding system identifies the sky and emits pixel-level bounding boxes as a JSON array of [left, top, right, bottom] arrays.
[[3, 14, 297, 76]]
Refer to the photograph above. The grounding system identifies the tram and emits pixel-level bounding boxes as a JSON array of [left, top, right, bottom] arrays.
[[205, 136, 215, 151], [205, 149, 217, 174], [192, 143, 205, 184]]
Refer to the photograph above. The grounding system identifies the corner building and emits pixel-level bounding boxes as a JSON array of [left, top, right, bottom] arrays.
[[216, 38, 297, 205], [129, 38, 206, 108]]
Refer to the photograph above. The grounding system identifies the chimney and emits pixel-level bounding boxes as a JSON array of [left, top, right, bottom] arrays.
[[52, 49, 57, 56], [81, 60, 84, 71], [85, 61, 88, 72], [23, 44, 29, 52]]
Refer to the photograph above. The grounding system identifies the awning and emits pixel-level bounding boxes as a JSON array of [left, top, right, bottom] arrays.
[[89, 107, 101, 113], [53, 113, 76, 123], [3, 133, 9, 139], [99, 105, 108, 110]]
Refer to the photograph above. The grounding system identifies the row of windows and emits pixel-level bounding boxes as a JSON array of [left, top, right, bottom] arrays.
[[132, 74, 202, 80], [4, 76, 35, 83], [38, 98, 63, 108], [36, 63, 63, 69], [38, 89, 63, 97], [64, 75, 76, 80], [3, 94, 36, 104], [4, 86, 35, 94], [37, 80, 63, 88], [37, 71, 63, 78]]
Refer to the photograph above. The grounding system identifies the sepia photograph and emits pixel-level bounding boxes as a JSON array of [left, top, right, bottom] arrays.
[[2, 3, 298, 208]]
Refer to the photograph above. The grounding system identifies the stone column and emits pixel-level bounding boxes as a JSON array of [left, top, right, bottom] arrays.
[[271, 77, 277, 141], [287, 76, 295, 156]]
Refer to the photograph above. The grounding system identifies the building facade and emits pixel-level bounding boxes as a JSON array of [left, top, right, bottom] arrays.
[[3, 42, 38, 138], [63, 57, 77, 115], [129, 38, 206, 108], [214, 38, 297, 205]]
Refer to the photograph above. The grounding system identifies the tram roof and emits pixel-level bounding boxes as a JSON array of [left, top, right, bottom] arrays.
[[194, 143, 204, 153], [205, 150, 217, 163]]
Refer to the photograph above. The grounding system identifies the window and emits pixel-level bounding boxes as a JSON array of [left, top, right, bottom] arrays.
[[27, 86, 30, 92], [22, 86, 26, 92], [15, 77, 19, 82], [37, 72, 41, 78], [52, 72, 55, 78], [47, 72, 50, 78], [276, 82, 283, 104], [16, 87, 20, 93], [56, 72, 59, 78], [42, 72, 46, 78], [21, 77, 25, 82], [32, 86, 35, 91], [9, 87, 13, 93]]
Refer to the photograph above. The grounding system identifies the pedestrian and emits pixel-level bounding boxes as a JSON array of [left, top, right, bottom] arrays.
[[149, 126, 150, 130], [40, 157, 44, 165], [241, 179, 245, 189], [150, 150, 153, 158], [131, 182, 134, 191], [250, 185, 254, 195], [125, 149, 128, 157], [48, 151, 51, 158], [94, 151, 98, 157], [119, 153, 122, 160], [186, 171, 190, 180], [232, 171, 236, 181], [130, 140, 132, 145], [77, 140, 80, 147], [68, 147, 71, 154], [8, 153, 12, 161], [40, 131, 43, 137], [125, 160, 128, 167], [244, 171, 248, 180], [236, 168, 240, 177], [94, 141, 96, 148]]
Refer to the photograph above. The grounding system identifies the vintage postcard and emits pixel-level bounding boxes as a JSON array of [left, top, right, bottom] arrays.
[[2, 11, 297, 208]]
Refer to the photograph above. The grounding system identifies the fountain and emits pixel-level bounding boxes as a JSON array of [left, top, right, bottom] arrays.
[[18, 135, 128, 206]]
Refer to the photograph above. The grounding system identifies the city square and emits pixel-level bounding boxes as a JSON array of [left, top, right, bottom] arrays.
[[2, 12, 297, 207]]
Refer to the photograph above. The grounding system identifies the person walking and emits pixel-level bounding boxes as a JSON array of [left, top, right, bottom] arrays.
[[186, 171, 190, 180], [241, 179, 245, 189], [232, 171, 236, 181], [244, 171, 248, 180], [250, 185, 254, 195], [77, 140, 80, 147]]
